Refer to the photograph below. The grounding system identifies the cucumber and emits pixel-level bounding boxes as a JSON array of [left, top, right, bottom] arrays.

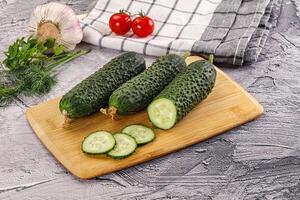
[[122, 124, 155, 145], [81, 131, 115, 154], [147, 57, 216, 130], [102, 54, 186, 118], [59, 52, 146, 119], [107, 133, 137, 159]]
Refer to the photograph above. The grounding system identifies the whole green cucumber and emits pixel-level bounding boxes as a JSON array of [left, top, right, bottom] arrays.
[[59, 52, 146, 119], [104, 54, 186, 118], [147, 57, 216, 130]]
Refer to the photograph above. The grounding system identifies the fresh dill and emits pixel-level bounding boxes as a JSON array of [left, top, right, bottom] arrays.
[[0, 36, 89, 106]]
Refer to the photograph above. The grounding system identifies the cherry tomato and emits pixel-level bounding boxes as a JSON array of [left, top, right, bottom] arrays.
[[109, 11, 131, 35], [132, 15, 155, 37]]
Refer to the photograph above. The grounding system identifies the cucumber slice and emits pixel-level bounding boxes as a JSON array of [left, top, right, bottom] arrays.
[[107, 133, 137, 159], [82, 131, 115, 155], [122, 125, 155, 145], [147, 98, 177, 130]]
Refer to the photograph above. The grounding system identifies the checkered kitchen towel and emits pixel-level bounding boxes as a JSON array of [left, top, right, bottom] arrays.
[[81, 0, 282, 65]]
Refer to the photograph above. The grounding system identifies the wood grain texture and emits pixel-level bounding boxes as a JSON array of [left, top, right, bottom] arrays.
[[0, 0, 299, 199], [25, 56, 263, 179]]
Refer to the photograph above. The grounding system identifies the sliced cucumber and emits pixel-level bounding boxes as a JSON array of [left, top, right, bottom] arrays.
[[147, 98, 177, 130], [82, 131, 115, 155], [122, 124, 155, 145], [107, 133, 137, 159]]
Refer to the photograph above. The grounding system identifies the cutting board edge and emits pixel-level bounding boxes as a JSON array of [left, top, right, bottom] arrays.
[[84, 103, 263, 179], [186, 56, 263, 115], [215, 68, 264, 115], [26, 97, 263, 179], [86, 117, 262, 179], [24, 58, 264, 179], [25, 109, 84, 179]]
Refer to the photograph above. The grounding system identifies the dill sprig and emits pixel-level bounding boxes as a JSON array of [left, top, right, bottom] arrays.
[[0, 36, 90, 106]]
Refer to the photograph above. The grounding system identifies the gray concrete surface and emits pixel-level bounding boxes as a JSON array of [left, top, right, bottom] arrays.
[[0, 0, 299, 199]]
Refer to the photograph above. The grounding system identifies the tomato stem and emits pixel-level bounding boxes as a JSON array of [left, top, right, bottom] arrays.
[[119, 9, 131, 16], [131, 10, 146, 18], [139, 10, 146, 17]]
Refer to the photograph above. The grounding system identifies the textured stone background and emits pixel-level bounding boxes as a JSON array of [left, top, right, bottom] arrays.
[[0, 0, 299, 199]]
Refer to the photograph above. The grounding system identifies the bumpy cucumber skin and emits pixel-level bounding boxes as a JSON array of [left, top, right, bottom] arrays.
[[108, 54, 186, 115], [122, 124, 156, 145], [149, 60, 216, 128], [81, 131, 116, 155], [107, 133, 137, 159], [59, 52, 146, 118]]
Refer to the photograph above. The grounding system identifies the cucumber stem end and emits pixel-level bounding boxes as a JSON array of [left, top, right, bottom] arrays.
[[62, 110, 73, 126], [181, 52, 190, 60], [100, 108, 109, 115], [208, 54, 214, 64], [108, 107, 118, 120], [100, 107, 118, 120]]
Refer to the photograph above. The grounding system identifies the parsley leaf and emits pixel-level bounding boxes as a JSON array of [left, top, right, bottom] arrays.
[[0, 37, 90, 106]]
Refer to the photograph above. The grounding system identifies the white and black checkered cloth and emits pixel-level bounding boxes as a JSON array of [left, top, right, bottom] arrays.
[[81, 0, 282, 65]]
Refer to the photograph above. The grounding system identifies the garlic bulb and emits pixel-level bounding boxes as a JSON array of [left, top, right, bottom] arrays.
[[28, 2, 83, 51]]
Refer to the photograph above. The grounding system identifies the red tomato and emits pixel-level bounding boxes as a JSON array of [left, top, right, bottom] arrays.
[[109, 12, 131, 35], [132, 16, 155, 37]]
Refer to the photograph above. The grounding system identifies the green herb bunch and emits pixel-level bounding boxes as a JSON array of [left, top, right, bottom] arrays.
[[0, 36, 89, 106]]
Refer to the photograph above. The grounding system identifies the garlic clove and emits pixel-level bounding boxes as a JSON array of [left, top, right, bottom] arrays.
[[28, 2, 83, 51]]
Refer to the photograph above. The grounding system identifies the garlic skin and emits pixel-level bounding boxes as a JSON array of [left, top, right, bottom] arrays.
[[28, 2, 83, 51]]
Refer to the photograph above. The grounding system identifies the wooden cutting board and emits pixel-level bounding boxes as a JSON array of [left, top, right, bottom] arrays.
[[26, 56, 263, 179]]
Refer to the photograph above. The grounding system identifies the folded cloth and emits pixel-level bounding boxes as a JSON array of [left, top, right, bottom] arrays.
[[81, 0, 282, 65]]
